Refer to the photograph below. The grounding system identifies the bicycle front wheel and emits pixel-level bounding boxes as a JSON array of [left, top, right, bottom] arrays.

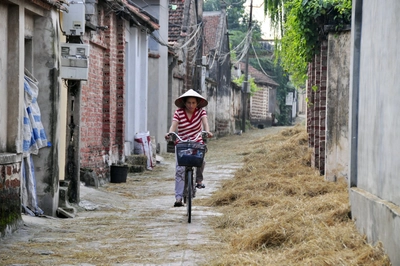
[[187, 169, 193, 223]]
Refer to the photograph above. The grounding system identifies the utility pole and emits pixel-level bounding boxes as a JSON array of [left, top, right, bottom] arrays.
[[241, 0, 253, 133]]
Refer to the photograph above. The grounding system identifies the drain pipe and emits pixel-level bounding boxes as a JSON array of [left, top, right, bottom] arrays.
[[349, 0, 363, 188]]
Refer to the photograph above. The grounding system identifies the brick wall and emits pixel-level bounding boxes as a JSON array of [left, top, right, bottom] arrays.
[[319, 42, 327, 174], [250, 87, 269, 119], [307, 40, 328, 175], [307, 61, 314, 147], [215, 119, 230, 135], [0, 162, 21, 236], [312, 53, 321, 171], [80, 6, 126, 179], [249, 86, 274, 127]]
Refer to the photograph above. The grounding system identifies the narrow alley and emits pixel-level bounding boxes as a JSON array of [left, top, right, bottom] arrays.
[[0, 126, 284, 266]]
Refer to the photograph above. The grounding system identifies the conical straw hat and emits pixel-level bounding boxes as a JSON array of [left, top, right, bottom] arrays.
[[174, 89, 208, 108]]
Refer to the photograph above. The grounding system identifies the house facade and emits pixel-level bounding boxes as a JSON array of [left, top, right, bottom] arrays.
[[64, 0, 159, 203], [203, 8, 237, 136], [0, 0, 66, 236], [1, 0, 160, 235], [167, 0, 204, 132], [140, 0, 170, 154]]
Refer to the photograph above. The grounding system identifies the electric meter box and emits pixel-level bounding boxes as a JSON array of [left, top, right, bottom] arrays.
[[60, 43, 90, 80], [62, 0, 85, 36]]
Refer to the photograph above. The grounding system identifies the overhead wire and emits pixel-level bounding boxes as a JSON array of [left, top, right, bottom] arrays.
[[206, 25, 254, 70], [251, 43, 276, 78], [207, 16, 229, 69], [102, 0, 204, 54], [175, 22, 203, 49], [189, 25, 204, 67], [149, 22, 203, 51]]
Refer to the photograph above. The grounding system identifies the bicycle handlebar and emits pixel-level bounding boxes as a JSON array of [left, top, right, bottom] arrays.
[[166, 131, 209, 142]]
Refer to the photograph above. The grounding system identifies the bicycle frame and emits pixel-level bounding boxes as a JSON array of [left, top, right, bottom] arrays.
[[167, 131, 208, 223], [184, 166, 195, 223]]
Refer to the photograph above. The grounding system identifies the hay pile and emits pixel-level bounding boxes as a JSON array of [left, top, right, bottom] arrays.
[[202, 125, 390, 265]]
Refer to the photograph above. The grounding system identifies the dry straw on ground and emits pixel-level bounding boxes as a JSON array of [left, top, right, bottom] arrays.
[[201, 125, 391, 266]]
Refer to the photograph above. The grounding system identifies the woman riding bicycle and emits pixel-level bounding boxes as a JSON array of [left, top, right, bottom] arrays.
[[165, 89, 213, 207]]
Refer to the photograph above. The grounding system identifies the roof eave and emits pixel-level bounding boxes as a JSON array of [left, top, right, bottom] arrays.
[[119, 0, 160, 31]]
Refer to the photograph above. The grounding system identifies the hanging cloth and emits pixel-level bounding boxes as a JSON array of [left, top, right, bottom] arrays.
[[22, 71, 49, 155], [21, 70, 49, 216]]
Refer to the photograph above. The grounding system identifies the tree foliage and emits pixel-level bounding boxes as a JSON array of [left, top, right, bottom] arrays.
[[204, 0, 248, 31], [232, 75, 259, 95], [266, 0, 352, 86]]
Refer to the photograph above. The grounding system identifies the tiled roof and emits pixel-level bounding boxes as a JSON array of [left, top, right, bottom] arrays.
[[234, 62, 279, 87], [121, 0, 160, 31], [168, 0, 185, 43], [203, 11, 221, 55]]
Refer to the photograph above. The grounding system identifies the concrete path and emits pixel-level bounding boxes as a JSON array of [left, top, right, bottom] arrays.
[[0, 126, 285, 266]]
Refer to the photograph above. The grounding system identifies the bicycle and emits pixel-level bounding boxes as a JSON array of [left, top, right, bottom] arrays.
[[167, 131, 208, 223]]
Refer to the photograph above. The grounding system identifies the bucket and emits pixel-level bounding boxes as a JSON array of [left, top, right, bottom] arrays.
[[110, 165, 129, 183]]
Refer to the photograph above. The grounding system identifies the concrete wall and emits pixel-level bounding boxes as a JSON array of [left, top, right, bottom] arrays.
[[204, 81, 217, 133], [325, 31, 350, 182], [30, 10, 61, 216], [125, 27, 149, 147], [167, 55, 185, 140], [231, 83, 242, 129], [297, 89, 306, 115], [0, 4, 21, 236], [0, 3, 8, 152], [349, 1, 400, 264], [145, 0, 169, 154]]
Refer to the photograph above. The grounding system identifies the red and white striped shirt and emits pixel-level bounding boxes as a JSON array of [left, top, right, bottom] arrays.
[[173, 108, 207, 143]]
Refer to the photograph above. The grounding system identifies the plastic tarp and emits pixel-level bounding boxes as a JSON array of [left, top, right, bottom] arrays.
[[21, 156, 43, 216], [21, 70, 49, 216], [23, 72, 49, 155]]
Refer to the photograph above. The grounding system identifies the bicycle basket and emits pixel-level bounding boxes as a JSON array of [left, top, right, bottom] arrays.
[[176, 142, 206, 167]]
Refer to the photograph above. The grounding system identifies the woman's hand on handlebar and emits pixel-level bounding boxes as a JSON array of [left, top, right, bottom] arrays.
[[165, 132, 173, 141]]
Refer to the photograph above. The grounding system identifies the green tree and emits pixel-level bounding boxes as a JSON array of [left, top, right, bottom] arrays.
[[204, 0, 220, 12], [265, 0, 352, 86]]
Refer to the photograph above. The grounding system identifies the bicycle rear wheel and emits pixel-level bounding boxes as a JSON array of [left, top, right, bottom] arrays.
[[187, 169, 193, 223]]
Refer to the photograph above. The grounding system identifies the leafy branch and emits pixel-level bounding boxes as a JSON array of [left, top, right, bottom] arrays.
[[267, 0, 352, 86], [233, 75, 260, 95]]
